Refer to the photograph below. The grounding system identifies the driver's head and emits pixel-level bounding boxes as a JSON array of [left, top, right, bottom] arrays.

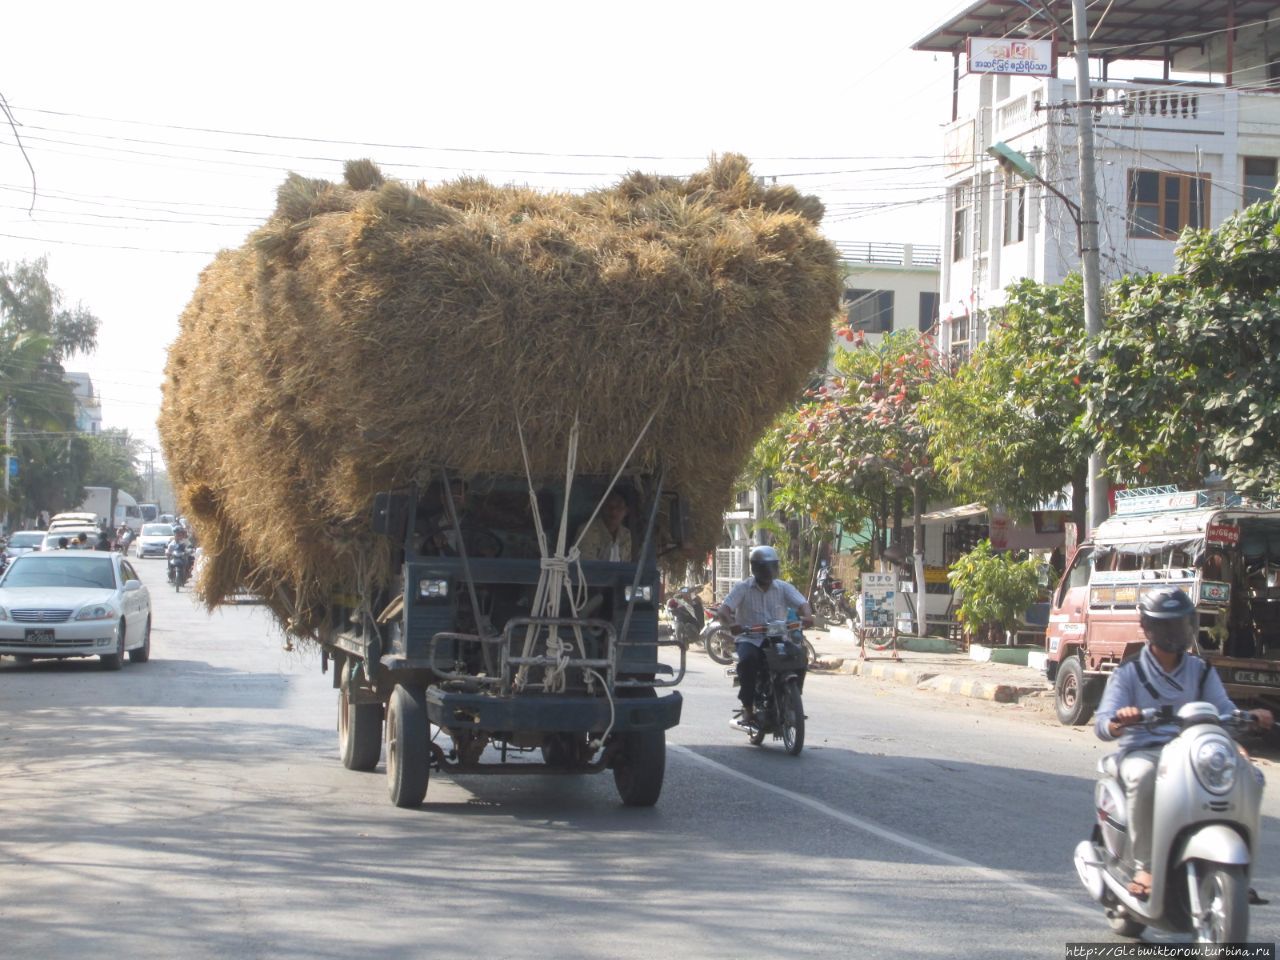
[[749, 545, 780, 588], [442, 479, 467, 512], [1139, 587, 1196, 654]]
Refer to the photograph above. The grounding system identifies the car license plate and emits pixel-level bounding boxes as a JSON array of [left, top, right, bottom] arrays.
[[1232, 669, 1280, 687], [24, 628, 54, 643]]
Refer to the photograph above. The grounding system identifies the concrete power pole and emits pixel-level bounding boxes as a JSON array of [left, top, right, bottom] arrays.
[[3, 396, 11, 534], [1070, 0, 1109, 535]]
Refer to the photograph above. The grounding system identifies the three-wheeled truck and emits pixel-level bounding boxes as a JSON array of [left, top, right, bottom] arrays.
[[321, 472, 685, 807]]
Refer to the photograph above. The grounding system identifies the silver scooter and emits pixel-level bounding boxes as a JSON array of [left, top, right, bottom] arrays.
[[1074, 702, 1265, 943]]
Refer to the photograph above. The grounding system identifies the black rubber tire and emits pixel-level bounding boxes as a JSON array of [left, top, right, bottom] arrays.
[[814, 597, 836, 622], [803, 637, 819, 666], [1054, 657, 1096, 726], [782, 678, 805, 756], [1192, 862, 1249, 944], [386, 684, 429, 807], [100, 621, 126, 671], [748, 716, 766, 746], [1107, 912, 1145, 938], [128, 618, 151, 663], [705, 628, 735, 665], [612, 689, 666, 807], [339, 682, 382, 772]]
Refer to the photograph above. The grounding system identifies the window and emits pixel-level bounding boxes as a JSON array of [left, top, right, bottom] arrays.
[[1127, 169, 1209, 239], [1003, 174, 1025, 245], [952, 181, 972, 261], [950, 313, 971, 363], [918, 292, 939, 333], [846, 289, 894, 333], [1244, 157, 1277, 207]]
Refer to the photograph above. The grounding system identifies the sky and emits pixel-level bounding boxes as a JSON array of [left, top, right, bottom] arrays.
[[0, 0, 972, 462]]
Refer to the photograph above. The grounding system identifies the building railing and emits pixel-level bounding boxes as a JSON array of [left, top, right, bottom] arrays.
[[836, 241, 941, 267]]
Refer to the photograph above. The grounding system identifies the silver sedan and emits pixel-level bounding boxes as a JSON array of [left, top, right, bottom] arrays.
[[0, 551, 152, 668]]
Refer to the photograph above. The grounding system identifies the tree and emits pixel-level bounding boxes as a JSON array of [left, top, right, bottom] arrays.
[[777, 330, 947, 633], [1092, 195, 1280, 495], [924, 276, 1090, 534], [947, 540, 1041, 644], [0, 257, 99, 361], [83, 429, 145, 494]]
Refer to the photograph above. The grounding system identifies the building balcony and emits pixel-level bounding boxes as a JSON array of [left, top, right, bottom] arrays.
[[836, 241, 941, 268]]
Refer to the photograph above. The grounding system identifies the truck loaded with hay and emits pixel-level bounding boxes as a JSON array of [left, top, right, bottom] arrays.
[[160, 155, 840, 808]]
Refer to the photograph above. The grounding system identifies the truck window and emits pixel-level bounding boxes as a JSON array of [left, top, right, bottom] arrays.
[[1057, 547, 1093, 606]]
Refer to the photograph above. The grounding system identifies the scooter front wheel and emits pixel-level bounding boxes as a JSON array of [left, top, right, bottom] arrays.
[[1192, 862, 1249, 944], [704, 628, 735, 665], [1107, 911, 1145, 938]]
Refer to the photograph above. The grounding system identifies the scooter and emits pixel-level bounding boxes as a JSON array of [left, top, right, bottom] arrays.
[[666, 585, 705, 652], [728, 619, 807, 756], [1074, 702, 1265, 944], [699, 603, 736, 665], [813, 561, 854, 627]]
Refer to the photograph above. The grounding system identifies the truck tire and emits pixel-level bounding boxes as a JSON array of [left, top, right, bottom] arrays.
[[1055, 656, 1097, 726], [612, 689, 665, 807], [386, 684, 430, 808], [339, 683, 382, 772]]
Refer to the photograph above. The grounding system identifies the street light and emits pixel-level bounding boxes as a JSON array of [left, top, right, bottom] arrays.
[[987, 141, 1082, 246]]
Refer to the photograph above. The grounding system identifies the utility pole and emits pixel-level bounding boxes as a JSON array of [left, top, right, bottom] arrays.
[[3, 396, 13, 535], [1070, 0, 1109, 535]]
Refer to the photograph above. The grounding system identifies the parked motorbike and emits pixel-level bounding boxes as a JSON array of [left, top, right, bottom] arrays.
[[813, 561, 854, 627], [1074, 703, 1265, 944], [700, 603, 736, 665], [168, 544, 193, 591], [729, 619, 807, 755], [666, 585, 705, 652]]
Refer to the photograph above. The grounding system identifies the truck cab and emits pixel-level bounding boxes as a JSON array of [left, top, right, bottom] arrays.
[[1045, 486, 1280, 724], [321, 473, 685, 807]]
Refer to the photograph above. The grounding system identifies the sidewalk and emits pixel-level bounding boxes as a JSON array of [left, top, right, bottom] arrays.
[[805, 623, 1053, 707]]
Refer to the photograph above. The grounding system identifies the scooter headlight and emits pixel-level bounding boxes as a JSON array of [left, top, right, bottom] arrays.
[[1192, 737, 1237, 795]]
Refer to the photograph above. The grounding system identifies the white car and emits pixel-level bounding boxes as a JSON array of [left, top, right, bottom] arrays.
[[0, 551, 151, 668], [5, 530, 46, 559], [41, 527, 102, 551], [135, 522, 176, 559]]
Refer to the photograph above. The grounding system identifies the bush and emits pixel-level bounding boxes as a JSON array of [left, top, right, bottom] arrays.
[[947, 540, 1041, 642]]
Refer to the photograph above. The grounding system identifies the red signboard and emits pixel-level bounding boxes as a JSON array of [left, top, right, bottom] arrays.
[[1207, 522, 1240, 546]]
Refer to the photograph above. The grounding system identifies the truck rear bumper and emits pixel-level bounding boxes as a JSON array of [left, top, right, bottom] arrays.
[[425, 687, 682, 734]]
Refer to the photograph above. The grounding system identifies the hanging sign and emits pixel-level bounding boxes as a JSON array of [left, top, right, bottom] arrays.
[[1206, 522, 1240, 546], [967, 37, 1055, 76]]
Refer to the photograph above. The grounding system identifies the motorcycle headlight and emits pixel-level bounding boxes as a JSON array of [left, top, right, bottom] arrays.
[[75, 603, 117, 622], [1192, 737, 1238, 795]]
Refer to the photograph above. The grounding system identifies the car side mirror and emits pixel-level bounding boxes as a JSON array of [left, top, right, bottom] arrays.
[[124, 579, 143, 592]]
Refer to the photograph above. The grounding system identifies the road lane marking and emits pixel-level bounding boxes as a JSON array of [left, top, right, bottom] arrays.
[[670, 743, 1098, 920]]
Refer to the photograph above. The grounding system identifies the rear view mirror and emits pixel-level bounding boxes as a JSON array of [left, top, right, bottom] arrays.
[[371, 492, 411, 539], [124, 580, 142, 592], [668, 494, 693, 550]]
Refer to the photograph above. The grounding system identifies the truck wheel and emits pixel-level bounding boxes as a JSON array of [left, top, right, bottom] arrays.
[[339, 683, 382, 772], [386, 684, 429, 808], [1055, 657, 1097, 726], [612, 689, 665, 807]]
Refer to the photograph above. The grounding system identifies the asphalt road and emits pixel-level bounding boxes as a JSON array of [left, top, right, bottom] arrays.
[[3, 559, 1279, 959]]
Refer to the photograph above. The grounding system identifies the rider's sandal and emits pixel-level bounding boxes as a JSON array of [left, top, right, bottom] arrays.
[[1127, 872, 1152, 901]]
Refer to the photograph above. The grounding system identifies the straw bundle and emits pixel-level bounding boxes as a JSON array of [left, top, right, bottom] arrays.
[[159, 154, 840, 636]]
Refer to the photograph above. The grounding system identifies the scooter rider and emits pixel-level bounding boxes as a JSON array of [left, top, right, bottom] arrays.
[[166, 527, 193, 583], [1095, 587, 1273, 900], [719, 545, 814, 725]]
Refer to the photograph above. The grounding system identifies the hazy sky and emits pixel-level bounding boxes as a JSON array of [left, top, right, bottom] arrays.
[[0, 0, 969, 459]]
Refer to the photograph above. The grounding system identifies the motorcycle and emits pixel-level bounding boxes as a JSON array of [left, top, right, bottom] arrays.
[[1073, 703, 1265, 944], [729, 619, 807, 756], [666, 584, 705, 652], [812, 561, 854, 627], [168, 544, 193, 591], [700, 603, 737, 665]]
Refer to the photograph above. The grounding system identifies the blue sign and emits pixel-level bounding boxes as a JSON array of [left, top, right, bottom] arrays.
[[7, 456, 17, 478]]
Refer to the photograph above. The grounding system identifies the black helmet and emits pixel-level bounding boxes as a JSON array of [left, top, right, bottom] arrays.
[[1139, 587, 1196, 653], [750, 545, 780, 586]]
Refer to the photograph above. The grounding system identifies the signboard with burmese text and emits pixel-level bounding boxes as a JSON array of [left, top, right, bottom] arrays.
[[967, 37, 1054, 76]]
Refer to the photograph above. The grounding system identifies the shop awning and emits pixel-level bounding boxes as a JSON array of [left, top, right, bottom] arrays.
[[920, 503, 988, 524]]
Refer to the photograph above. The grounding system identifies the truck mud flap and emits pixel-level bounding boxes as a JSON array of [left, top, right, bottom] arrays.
[[426, 687, 682, 734]]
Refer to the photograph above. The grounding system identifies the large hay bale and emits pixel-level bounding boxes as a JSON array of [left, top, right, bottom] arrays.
[[160, 154, 841, 636]]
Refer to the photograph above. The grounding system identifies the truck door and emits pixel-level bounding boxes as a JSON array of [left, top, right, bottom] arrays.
[[1047, 545, 1092, 666]]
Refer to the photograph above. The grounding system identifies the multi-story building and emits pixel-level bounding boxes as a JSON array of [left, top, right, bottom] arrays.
[[64, 372, 102, 436], [836, 241, 941, 344], [913, 1, 1280, 358]]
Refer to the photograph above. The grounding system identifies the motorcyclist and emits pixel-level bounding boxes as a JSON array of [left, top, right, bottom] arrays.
[[166, 527, 193, 583], [718, 545, 813, 725], [1095, 586, 1273, 900]]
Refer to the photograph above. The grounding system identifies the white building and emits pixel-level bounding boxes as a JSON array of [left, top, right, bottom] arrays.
[[836, 241, 940, 344], [64, 372, 102, 436], [913, 1, 1280, 358]]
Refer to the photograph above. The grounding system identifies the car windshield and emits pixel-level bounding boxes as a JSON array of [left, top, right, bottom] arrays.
[[10, 533, 43, 547], [4, 556, 117, 589], [141, 523, 174, 536]]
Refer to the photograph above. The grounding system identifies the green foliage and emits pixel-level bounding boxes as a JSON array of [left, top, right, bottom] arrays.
[[83, 429, 145, 493], [0, 257, 99, 361], [924, 277, 1089, 519], [1092, 196, 1280, 495], [947, 540, 1041, 635]]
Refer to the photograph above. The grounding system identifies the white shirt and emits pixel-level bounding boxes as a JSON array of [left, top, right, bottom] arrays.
[[722, 577, 808, 648], [578, 518, 632, 562]]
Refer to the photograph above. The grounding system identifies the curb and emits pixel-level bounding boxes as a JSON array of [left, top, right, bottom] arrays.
[[917, 674, 1047, 704], [847, 660, 939, 686]]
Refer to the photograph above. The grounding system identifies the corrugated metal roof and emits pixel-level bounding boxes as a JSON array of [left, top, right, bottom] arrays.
[[912, 0, 1278, 61]]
